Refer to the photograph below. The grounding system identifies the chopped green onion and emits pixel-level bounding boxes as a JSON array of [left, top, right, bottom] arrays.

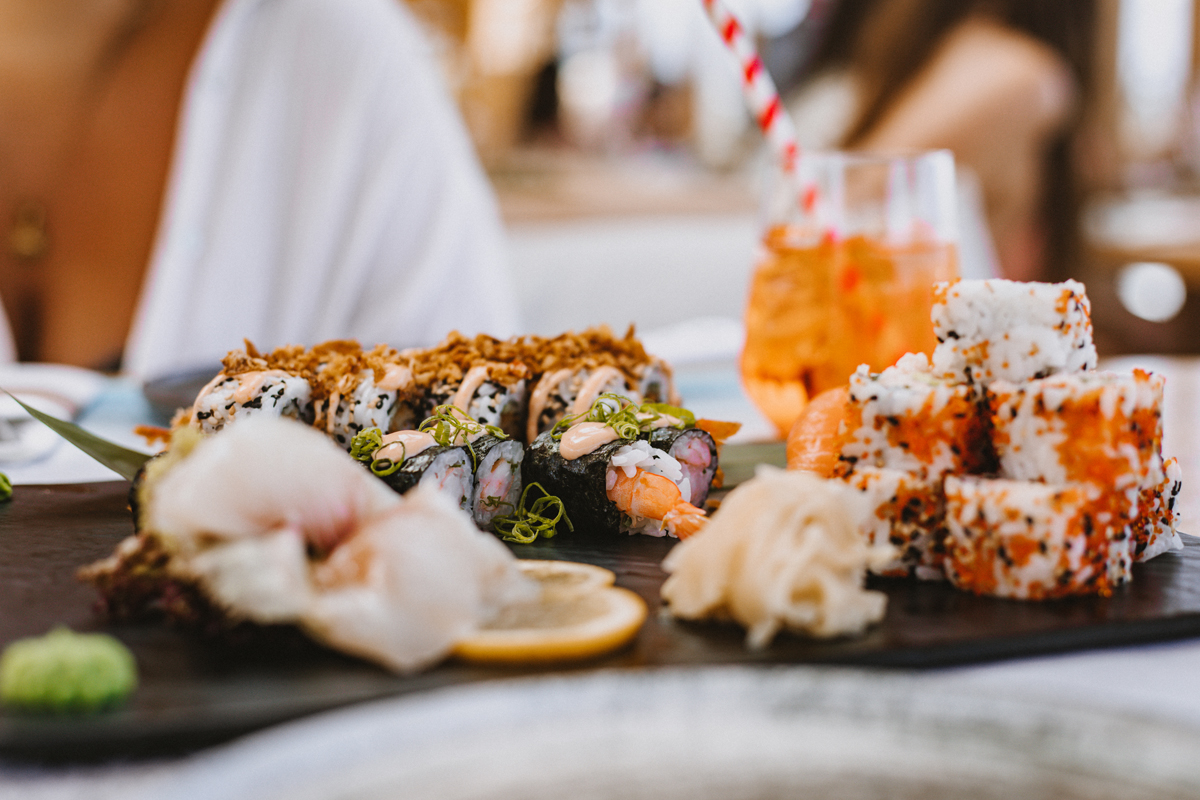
[[492, 482, 573, 544], [419, 405, 507, 448], [639, 403, 695, 429], [551, 393, 696, 440], [350, 428, 384, 463], [370, 439, 406, 477]]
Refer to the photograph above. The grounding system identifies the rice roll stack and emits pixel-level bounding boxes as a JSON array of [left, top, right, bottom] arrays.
[[840, 354, 992, 478], [930, 278, 1097, 386], [647, 428, 718, 508], [469, 435, 525, 531], [193, 370, 313, 434], [526, 366, 637, 443], [843, 466, 947, 581], [988, 369, 1166, 494], [374, 446, 474, 513], [943, 476, 1133, 599]]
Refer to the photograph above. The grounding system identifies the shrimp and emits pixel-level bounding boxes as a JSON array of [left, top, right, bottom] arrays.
[[606, 467, 708, 539]]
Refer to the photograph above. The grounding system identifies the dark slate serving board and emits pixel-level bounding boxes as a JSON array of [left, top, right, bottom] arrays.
[[2, 480, 1199, 760]]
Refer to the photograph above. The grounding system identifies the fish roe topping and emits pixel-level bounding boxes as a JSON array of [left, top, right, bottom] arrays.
[[988, 370, 1165, 492], [944, 477, 1132, 600], [841, 357, 993, 477]]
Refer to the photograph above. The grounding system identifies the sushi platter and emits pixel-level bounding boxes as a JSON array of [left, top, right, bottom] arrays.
[[2, 279, 1196, 759], [2, 475, 1200, 760]]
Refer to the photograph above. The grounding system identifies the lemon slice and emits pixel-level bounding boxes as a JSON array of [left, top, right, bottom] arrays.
[[515, 559, 615, 598], [455, 561, 646, 665]]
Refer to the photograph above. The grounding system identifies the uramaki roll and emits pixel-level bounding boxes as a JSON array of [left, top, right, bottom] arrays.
[[943, 475, 1133, 599]]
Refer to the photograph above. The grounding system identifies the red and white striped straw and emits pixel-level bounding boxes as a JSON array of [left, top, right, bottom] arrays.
[[700, 0, 816, 211]]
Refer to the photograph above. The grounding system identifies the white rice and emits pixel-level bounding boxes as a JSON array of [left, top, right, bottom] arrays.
[[842, 355, 984, 477], [843, 466, 946, 581], [193, 373, 312, 434], [328, 371, 400, 449], [930, 278, 1097, 386]]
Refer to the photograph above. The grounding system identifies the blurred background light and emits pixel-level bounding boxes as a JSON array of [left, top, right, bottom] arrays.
[[1115, 261, 1188, 322]]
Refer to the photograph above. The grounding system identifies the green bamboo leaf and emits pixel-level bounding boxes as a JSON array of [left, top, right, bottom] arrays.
[[2, 389, 151, 481]]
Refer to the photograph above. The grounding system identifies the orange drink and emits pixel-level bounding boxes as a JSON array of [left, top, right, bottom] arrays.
[[741, 151, 959, 436]]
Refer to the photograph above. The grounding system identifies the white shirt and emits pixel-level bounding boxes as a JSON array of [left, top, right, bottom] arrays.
[[0, 0, 519, 379]]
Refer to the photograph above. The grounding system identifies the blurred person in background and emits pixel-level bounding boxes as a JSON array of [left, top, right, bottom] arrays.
[[0, 0, 517, 380], [786, 0, 1096, 282]]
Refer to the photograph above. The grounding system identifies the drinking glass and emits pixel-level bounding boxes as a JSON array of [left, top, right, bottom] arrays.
[[741, 150, 959, 437]]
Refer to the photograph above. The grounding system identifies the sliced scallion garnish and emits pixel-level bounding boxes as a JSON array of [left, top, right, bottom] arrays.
[[492, 482, 573, 544], [350, 428, 384, 463]]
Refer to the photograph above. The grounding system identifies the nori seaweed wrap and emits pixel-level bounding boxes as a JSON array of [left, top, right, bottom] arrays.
[[468, 435, 524, 531], [372, 446, 474, 512], [646, 428, 718, 508], [524, 432, 629, 536]]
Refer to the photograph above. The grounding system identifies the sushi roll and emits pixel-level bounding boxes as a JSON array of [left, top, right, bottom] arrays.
[[419, 362, 528, 441], [943, 476, 1133, 599], [320, 369, 407, 449], [646, 427, 718, 509], [363, 430, 474, 512], [988, 369, 1166, 495], [930, 278, 1097, 387], [469, 434, 525, 532], [526, 365, 638, 443], [1133, 457, 1184, 562], [525, 433, 705, 538], [838, 354, 993, 478], [842, 466, 947, 581], [192, 370, 313, 434], [636, 357, 680, 405]]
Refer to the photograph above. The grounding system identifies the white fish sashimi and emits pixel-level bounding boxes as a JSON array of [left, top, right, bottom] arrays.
[[143, 416, 533, 672], [182, 528, 313, 624], [149, 417, 398, 554], [306, 488, 534, 672]]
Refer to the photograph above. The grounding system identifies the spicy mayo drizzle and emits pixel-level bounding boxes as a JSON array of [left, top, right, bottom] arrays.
[[568, 366, 627, 416], [526, 368, 572, 443], [231, 370, 291, 405], [451, 365, 492, 413], [376, 363, 414, 392], [559, 422, 621, 460], [374, 430, 437, 463]]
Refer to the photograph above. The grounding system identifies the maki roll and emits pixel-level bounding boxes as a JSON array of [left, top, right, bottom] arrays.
[[636, 357, 680, 405], [525, 432, 705, 539], [361, 430, 474, 512], [468, 435, 525, 531], [192, 370, 313, 434], [525, 433, 627, 537], [840, 354, 993, 478], [943, 476, 1133, 599], [646, 427, 718, 508], [416, 362, 528, 441], [320, 369, 409, 449]]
